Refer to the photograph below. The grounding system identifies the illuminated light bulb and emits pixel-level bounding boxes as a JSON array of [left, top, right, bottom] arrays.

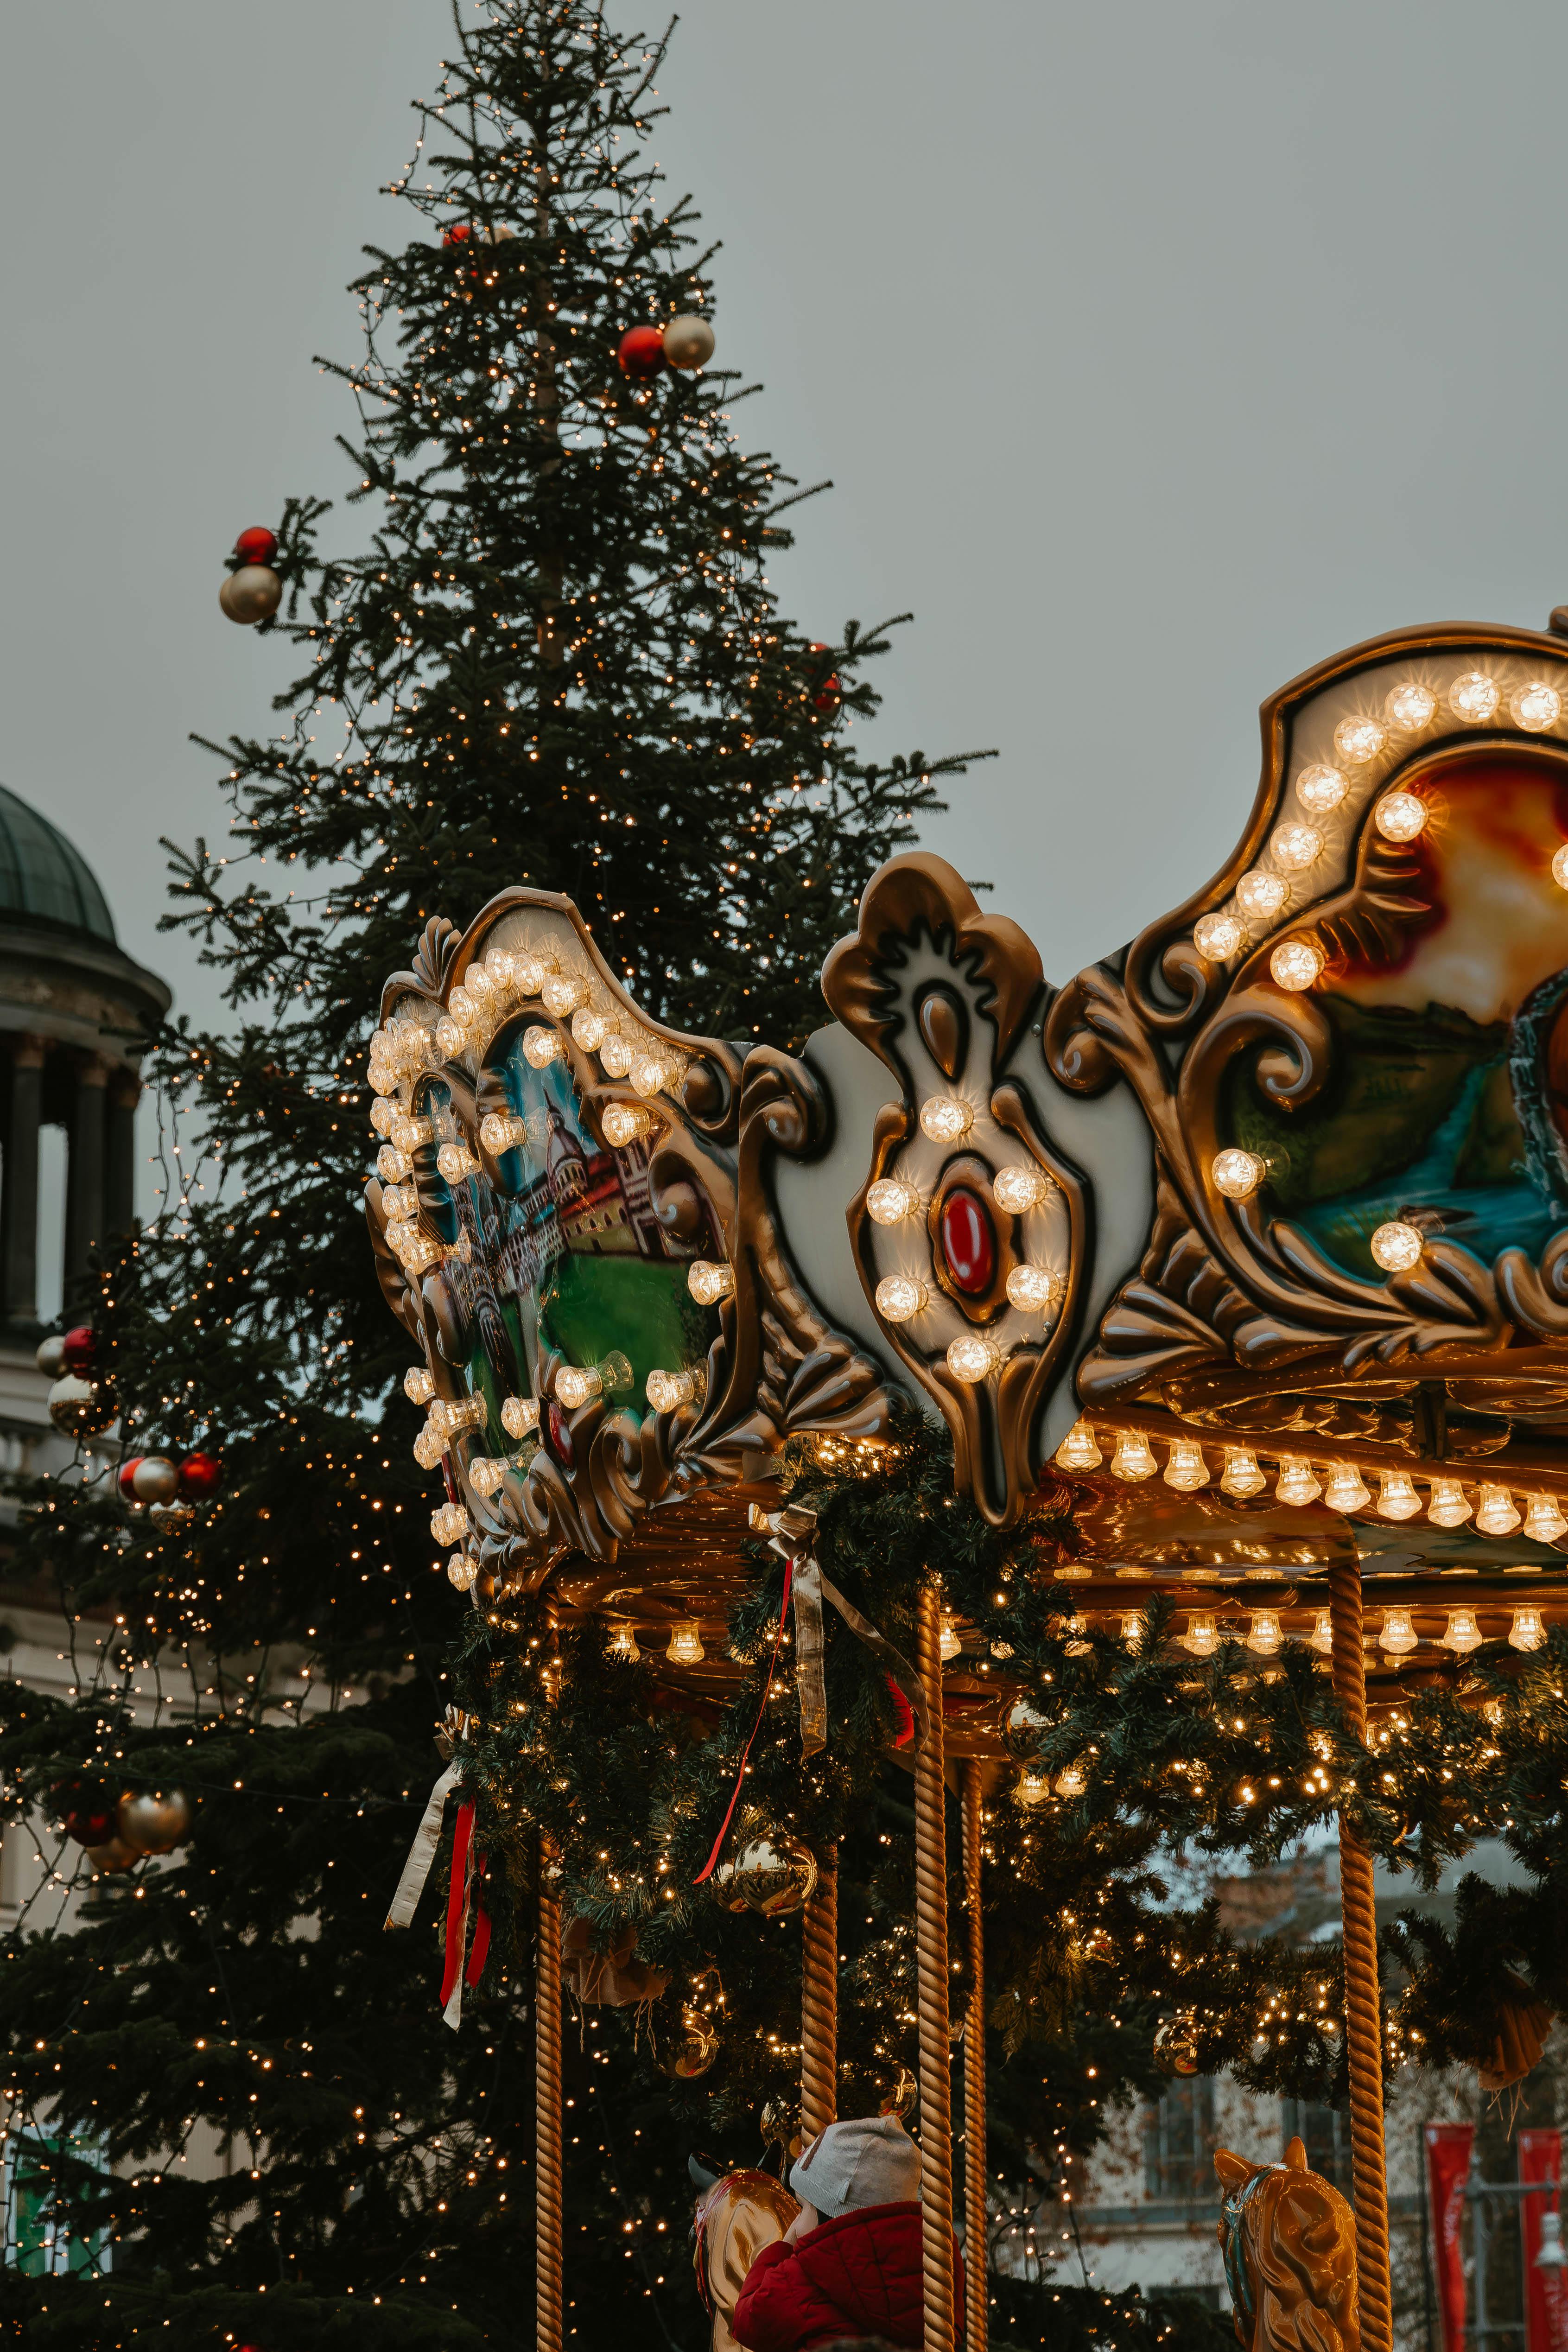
[[1012, 1759, 1052, 1808], [381, 1183, 417, 1221], [413, 1424, 444, 1470], [1386, 681, 1436, 731], [631, 1052, 675, 1099], [1237, 870, 1289, 922], [609, 1621, 641, 1661], [481, 948, 517, 992], [1374, 790, 1428, 841], [992, 1163, 1052, 1213], [541, 972, 584, 1016], [1525, 1492, 1568, 1543], [554, 1364, 603, 1411], [867, 1177, 921, 1224], [501, 1395, 539, 1441], [1055, 1762, 1088, 1799], [479, 1111, 528, 1156], [1270, 939, 1325, 992], [1370, 1220, 1423, 1272], [601, 1103, 650, 1149], [1512, 680, 1563, 733], [404, 1366, 436, 1406], [688, 1260, 735, 1306], [447, 1552, 476, 1593], [522, 1026, 563, 1068], [377, 1144, 411, 1182], [435, 1016, 468, 1061], [1184, 1614, 1219, 1657], [400, 1232, 443, 1278], [571, 1005, 609, 1052], [1379, 1607, 1417, 1655], [1056, 1421, 1102, 1473], [389, 1112, 432, 1153], [1119, 1612, 1145, 1648], [598, 1032, 633, 1077], [1005, 1263, 1061, 1314], [646, 1367, 696, 1412], [1276, 1456, 1321, 1507], [369, 1097, 398, 1138], [1509, 1604, 1547, 1653], [1308, 1611, 1333, 1655], [1476, 1483, 1522, 1537], [1164, 1438, 1210, 1492], [1441, 1608, 1483, 1655], [1333, 714, 1386, 764], [1553, 845, 1568, 893], [919, 1095, 973, 1144], [875, 1272, 929, 1323], [946, 1332, 1001, 1384], [1246, 1611, 1283, 1656], [1221, 1446, 1266, 1497], [448, 985, 477, 1027], [1448, 670, 1502, 724], [1212, 1147, 1265, 1200], [437, 1142, 480, 1183], [1271, 821, 1323, 872], [469, 1456, 508, 1498], [431, 1501, 470, 1545], [1428, 1477, 1473, 1528], [1323, 1462, 1371, 1513], [939, 1613, 962, 1663], [510, 952, 546, 998], [1194, 910, 1244, 960], [666, 1620, 705, 1665], [1110, 1430, 1158, 1482], [433, 1395, 486, 1438], [1297, 764, 1349, 815], [1376, 1469, 1421, 1521]]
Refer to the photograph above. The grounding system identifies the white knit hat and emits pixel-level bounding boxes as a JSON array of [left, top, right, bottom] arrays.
[[788, 2115, 922, 2213]]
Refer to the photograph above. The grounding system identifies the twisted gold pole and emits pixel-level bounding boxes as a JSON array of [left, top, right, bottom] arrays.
[[915, 1586, 956, 2352], [961, 1761, 988, 2352], [1329, 1557, 1391, 2352], [536, 1601, 564, 2352], [801, 1845, 839, 2141]]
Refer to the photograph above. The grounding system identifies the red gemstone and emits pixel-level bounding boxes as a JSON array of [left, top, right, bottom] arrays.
[[939, 1189, 996, 1295]]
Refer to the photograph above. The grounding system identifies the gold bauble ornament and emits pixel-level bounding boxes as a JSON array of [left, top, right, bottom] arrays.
[[663, 2004, 720, 2079], [878, 2063, 918, 2120], [1153, 2018, 1199, 2077], [714, 1829, 819, 1920], [117, 1790, 193, 1856], [47, 1374, 102, 1435], [219, 565, 283, 625]]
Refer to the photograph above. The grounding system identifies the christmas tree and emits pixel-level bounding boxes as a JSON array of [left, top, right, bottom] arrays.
[[0, 5, 980, 2345]]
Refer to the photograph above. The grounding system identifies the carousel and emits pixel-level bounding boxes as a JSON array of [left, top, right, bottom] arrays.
[[366, 610, 1568, 2352]]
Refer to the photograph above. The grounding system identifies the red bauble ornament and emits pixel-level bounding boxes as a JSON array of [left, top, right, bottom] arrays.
[[939, 1190, 996, 1296], [233, 526, 277, 567], [617, 326, 668, 381], [808, 643, 841, 712], [116, 1456, 144, 1500], [179, 1451, 222, 1499], [61, 1324, 95, 1375], [443, 223, 474, 246], [60, 1782, 118, 1848]]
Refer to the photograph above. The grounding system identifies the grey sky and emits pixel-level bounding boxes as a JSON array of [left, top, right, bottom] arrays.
[[4, 0, 1567, 1056]]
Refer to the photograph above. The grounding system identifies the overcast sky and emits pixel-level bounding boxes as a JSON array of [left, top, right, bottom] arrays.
[[6, 0, 1568, 1042]]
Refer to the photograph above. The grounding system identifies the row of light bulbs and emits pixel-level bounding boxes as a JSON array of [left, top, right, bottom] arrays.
[[1189, 674, 1568, 974], [1054, 1420, 1567, 1540], [364, 941, 686, 1109]]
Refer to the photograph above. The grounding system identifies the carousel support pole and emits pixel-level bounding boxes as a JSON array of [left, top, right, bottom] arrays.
[[961, 1761, 989, 2352], [536, 1603, 564, 2352], [914, 1585, 956, 2352], [1328, 1557, 1392, 2352], [801, 1843, 839, 2140]]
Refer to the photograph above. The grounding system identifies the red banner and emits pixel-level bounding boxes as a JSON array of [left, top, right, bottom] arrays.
[[1520, 2130, 1568, 2352], [1426, 2123, 1474, 2352]]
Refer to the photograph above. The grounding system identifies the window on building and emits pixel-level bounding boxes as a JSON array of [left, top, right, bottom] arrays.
[[1143, 2076, 1217, 2202], [1280, 2098, 1352, 2191]]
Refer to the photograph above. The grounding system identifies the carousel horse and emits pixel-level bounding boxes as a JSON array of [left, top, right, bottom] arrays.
[[690, 2156, 801, 2352], [1216, 2137, 1359, 2352]]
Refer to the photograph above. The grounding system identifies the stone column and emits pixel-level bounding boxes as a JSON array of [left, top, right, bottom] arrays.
[[1, 1037, 46, 1330], [63, 1055, 108, 1306], [105, 1071, 140, 1239]]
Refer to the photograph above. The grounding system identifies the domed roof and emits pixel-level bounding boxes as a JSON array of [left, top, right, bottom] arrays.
[[0, 783, 116, 943]]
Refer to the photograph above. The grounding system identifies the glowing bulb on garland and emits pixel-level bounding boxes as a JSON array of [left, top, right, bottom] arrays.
[[1379, 1607, 1417, 1655], [522, 1027, 563, 1068], [1476, 1484, 1522, 1537], [646, 1368, 696, 1411], [469, 1456, 508, 1498], [1110, 1430, 1157, 1481], [1450, 672, 1500, 724], [447, 1552, 476, 1593], [480, 1111, 528, 1156], [939, 1614, 962, 1663], [377, 1144, 411, 1182], [1005, 1264, 1061, 1314], [946, 1332, 999, 1383], [501, 1395, 539, 1440], [992, 1163, 1052, 1213], [1370, 1220, 1423, 1272], [1334, 714, 1386, 764], [1271, 822, 1322, 872], [609, 1621, 641, 1661], [1246, 1611, 1283, 1656], [1512, 681, 1562, 733], [1374, 791, 1428, 841], [1386, 681, 1436, 730], [405, 1365, 435, 1406], [687, 1261, 734, 1305], [1376, 1470, 1421, 1521], [876, 1273, 928, 1323], [1276, 1456, 1320, 1507], [1308, 1611, 1333, 1655], [1297, 764, 1349, 814], [1212, 1148, 1265, 1200], [571, 1005, 609, 1052], [1271, 939, 1324, 992], [666, 1620, 705, 1665], [1525, 1493, 1568, 1542], [1322, 1462, 1370, 1513], [555, 1365, 603, 1411], [437, 1142, 480, 1182], [1237, 870, 1289, 922], [541, 973, 584, 1016], [631, 1052, 675, 1099], [1056, 1422, 1101, 1472], [1194, 911, 1244, 959], [599, 1032, 633, 1077], [920, 1095, 973, 1144], [867, 1178, 920, 1224], [1442, 1608, 1483, 1655], [1428, 1478, 1472, 1528], [1220, 1445, 1266, 1497], [1164, 1439, 1209, 1491], [1510, 1604, 1547, 1652], [1012, 1760, 1052, 1808], [602, 1103, 650, 1149], [1184, 1614, 1219, 1657]]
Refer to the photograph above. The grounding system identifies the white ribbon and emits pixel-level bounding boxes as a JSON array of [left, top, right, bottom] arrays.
[[384, 1761, 460, 1932]]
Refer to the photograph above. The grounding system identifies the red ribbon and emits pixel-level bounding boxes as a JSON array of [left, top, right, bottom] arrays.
[[441, 1799, 476, 2010], [693, 1561, 794, 1886], [466, 1856, 492, 1990]]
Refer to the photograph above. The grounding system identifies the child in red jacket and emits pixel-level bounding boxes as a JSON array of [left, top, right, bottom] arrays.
[[732, 2115, 964, 2352]]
